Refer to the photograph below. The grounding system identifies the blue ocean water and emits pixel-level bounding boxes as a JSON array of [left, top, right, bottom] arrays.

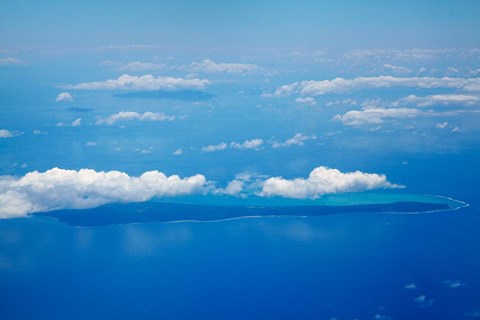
[[1, 49, 480, 320], [1, 155, 479, 320]]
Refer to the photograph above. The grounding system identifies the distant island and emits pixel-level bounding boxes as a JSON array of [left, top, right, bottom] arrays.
[[36, 193, 467, 227]]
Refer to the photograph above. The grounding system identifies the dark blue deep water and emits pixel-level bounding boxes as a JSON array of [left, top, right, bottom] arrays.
[[1, 155, 479, 320]]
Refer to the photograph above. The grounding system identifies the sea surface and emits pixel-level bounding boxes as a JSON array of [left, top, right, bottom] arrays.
[[1, 177, 479, 319]]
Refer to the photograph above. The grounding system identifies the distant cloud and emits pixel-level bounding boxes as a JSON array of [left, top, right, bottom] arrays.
[[0, 168, 207, 218], [0, 57, 23, 66], [295, 97, 316, 106], [0, 165, 405, 218], [71, 118, 82, 127], [86, 141, 97, 147], [260, 166, 401, 199], [383, 64, 411, 74], [55, 92, 73, 102], [414, 295, 434, 307], [33, 130, 47, 135], [402, 94, 480, 107], [173, 148, 183, 155], [344, 48, 456, 61], [267, 76, 480, 97], [442, 280, 465, 288], [230, 139, 263, 150], [56, 118, 82, 127], [0, 129, 22, 138], [219, 180, 245, 196], [334, 108, 421, 126], [96, 111, 175, 125], [64, 74, 210, 91], [436, 122, 448, 129], [190, 59, 260, 75], [272, 133, 316, 148], [93, 44, 162, 52], [101, 60, 167, 72], [326, 99, 358, 107], [202, 139, 263, 152], [404, 283, 417, 290], [201, 142, 228, 152]]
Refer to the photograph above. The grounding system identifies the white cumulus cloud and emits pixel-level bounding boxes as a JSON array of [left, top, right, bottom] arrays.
[[272, 133, 316, 148], [64, 74, 210, 91], [0, 168, 207, 218], [260, 166, 401, 199], [96, 111, 175, 125], [173, 148, 183, 155], [55, 92, 73, 102], [202, 139, 263, 152], [295, 97, 317, 106], [201, 142, 228, 152], [71, 118, 82, 127], [333, 108, 422, 126], [230, 139, 264, 150]]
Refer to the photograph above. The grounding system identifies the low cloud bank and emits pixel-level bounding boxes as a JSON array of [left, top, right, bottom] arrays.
[[0, 166, 400, 218]]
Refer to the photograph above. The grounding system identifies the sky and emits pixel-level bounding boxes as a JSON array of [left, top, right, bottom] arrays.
[[1, 0, 480, 218]]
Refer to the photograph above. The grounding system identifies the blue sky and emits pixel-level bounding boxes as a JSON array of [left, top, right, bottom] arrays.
[[1, 0, 480, 218], [2, 0, 480, 51]]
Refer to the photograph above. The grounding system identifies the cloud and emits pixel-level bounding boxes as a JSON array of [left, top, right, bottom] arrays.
[[0, 165, 405, 218], [173, 148, 183, 155], [344, 48, 461, 61], [201, 139, 263, 152], [0, 57, 23, 66], [33, 130, 47, 135], [436, 121, 448, 129], [383, 64, 411, 74], [260, 166, 401, 199], [333, 108, 422, 126], [325, 99, 358, 107], [86, 141, 97, 147], [220, 180, 245, 196], [201, 142, 228, 152], [0, 129, 22, 138], [57, 119, 82, 127], [272, 133, 316, 148], [230, 139, 263, 150], [55, 92, 73, 102], [404, 283, 417, 290], [64, 74, 210, 91], [92, 44, 162, 51], [414, 295, 434, 307], [0, 168, 207, 218], [268, 76, 480, 97], [96, 111, 175, 125], [190, 59, 260, 75], [442, 280, 465, 288], [214, 172, 267, 197], [71, 118, 82, 127], [101, 60, 167, 72], [401, 94, 480, 107], [295, 97, 316, 106]]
